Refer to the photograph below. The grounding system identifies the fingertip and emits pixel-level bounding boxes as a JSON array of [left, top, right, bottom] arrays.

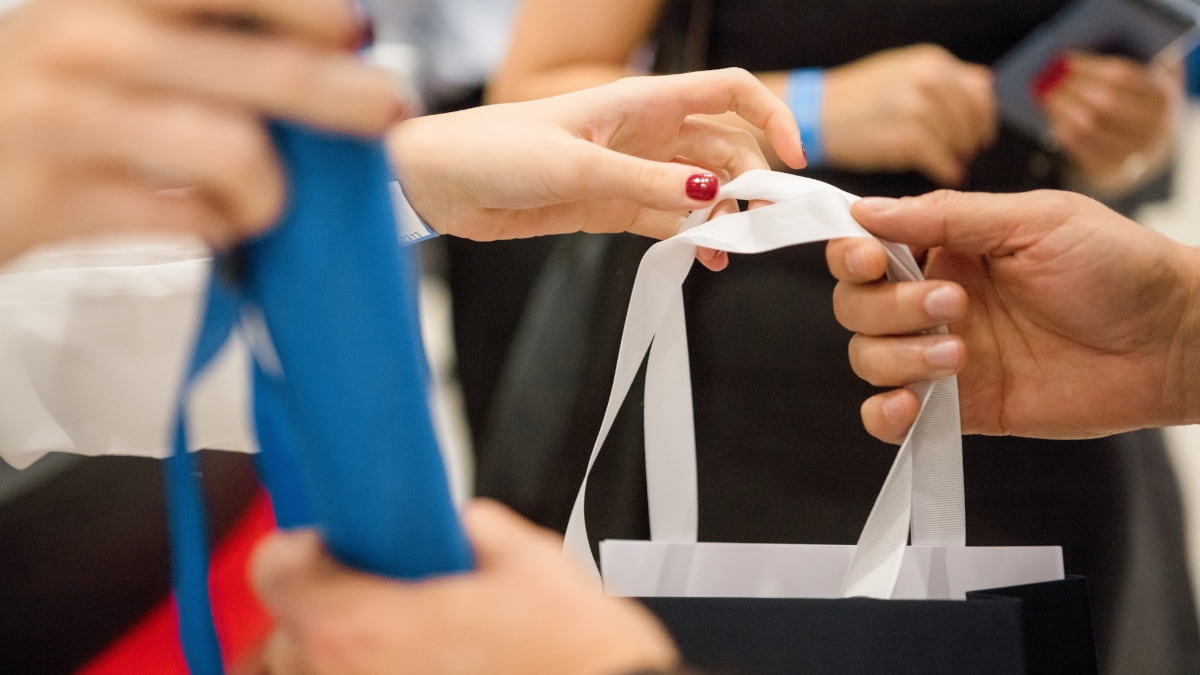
[[463, 498, 561, 566], [827, 236, 888, 282], [249, 528, 322, 610], [462, 498, 510, 533], [462, 498, 526, 549], [844, 240, 884, 280], [863, 389, 919, 445], [696, 247, 729, 271], [768, 123, 808, 170], [923, 284, 968, 323], [685, 172, 720, 202], [881, 389, 918, 436]]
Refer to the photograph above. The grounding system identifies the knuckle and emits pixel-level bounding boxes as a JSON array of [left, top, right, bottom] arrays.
[[0, 76, 55, 131], [41, 9, 144, 75], [1028, 188, 1081, 216], [721, 66, 755, 85], [354, 67, 402, 133], [299, 617, 359, 673], [924, 188, 968, 213], [891, 128, 925, 159], [1088, 88, 1120, 113], [848, 338, 890, 388], [893, 93, 928, 122], [217, 121, 283, 225], [263, 47, 322, 104], [1101, 60, 1140, 88], [910, 44, 953, 68], [909, 43, 946, 59], [1072, 107, 1099, 135]]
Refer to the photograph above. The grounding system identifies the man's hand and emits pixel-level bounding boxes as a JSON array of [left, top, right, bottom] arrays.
[[827, 189, 1200, 442]]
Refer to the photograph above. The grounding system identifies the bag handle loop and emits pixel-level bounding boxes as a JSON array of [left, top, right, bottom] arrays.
[[563, 170, 963, 599]]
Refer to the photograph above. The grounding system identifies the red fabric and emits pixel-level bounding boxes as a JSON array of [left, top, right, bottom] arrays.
[[76, 491, 277, 675]]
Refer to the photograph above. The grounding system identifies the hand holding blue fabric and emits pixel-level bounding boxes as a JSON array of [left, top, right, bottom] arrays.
[[826, 189, 1200, 443], [0, 0, 400, 264], [250, 499, 680, 675]]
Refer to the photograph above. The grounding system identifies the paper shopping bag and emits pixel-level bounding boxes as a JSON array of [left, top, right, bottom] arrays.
[[563, 170, 1095, 673]]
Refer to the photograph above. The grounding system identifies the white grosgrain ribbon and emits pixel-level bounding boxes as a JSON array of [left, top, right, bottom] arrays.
[[562, 170, 964, 599]]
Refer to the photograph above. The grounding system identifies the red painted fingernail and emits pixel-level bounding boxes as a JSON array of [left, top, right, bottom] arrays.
[[686, 173, 719, 201], [1031, 55, 1069, 101]]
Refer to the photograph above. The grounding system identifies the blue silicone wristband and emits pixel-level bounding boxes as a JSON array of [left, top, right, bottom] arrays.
[[786, 68, 826, 167]]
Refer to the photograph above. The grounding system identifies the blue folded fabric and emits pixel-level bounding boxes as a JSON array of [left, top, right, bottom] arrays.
[[167, 122, 473, 674]]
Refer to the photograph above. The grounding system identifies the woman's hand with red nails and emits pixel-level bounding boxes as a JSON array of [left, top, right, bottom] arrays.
[[0, 0, 400, 264], [388, 68, 804, 254], [1036, 51, 1183, 196]]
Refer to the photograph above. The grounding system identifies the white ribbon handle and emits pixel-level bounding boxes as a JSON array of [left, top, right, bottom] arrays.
[[563, 170, 963, 599]]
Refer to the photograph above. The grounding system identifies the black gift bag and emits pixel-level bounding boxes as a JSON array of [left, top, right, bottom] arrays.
[[642, 575, 1096, 674]]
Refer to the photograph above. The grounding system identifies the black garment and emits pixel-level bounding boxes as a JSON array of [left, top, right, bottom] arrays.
[[423, 87, 561, 449], [478, 2, 1200, 674], [0, 451, 259, 674]]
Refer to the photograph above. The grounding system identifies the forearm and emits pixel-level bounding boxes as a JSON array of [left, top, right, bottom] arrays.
[[487, 0, 660, 104], [487, 62, 633, 104]]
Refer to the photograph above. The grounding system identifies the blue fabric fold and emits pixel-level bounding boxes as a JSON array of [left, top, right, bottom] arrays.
[[167, 122, 473, 674]]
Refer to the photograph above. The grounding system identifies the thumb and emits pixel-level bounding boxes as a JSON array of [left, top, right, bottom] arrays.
[[461, 498, 565, 569], [850, 189, 1066, 256], [249, 528, 328, 616]]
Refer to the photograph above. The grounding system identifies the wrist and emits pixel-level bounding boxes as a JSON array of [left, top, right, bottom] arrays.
[[1173, 244, 1200, 426], [785, 68, 825, 167]]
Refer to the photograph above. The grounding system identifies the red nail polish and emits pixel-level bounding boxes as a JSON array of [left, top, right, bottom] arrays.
[[686, 173, 719, 201], [1031, 55, 1069, 101]]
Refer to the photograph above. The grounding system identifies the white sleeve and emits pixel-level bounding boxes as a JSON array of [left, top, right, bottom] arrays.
[[0, 237, 254, 469]]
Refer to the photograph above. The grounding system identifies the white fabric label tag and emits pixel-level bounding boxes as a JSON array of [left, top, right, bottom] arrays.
[[390, 181, 438, 246]]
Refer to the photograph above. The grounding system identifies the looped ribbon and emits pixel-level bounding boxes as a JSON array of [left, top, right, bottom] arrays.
[[563, 169, 964, 599], [166, 123, 472, 674]]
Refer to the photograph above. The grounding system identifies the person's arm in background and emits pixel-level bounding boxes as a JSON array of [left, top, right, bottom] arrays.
[[0, 0, 400, 265], [488, 0, 994, 186], [252, 499, 681, 675], [1035, 50, 1184, 198], [824, 189, 1200, 443]]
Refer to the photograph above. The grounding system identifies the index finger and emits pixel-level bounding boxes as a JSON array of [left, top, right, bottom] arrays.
[[249, 528, 332, 616], [826, 235, 890, 283], [462, 498, 564, 570], [137, 0, 365, 49], [644, 68, 808, 170]]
